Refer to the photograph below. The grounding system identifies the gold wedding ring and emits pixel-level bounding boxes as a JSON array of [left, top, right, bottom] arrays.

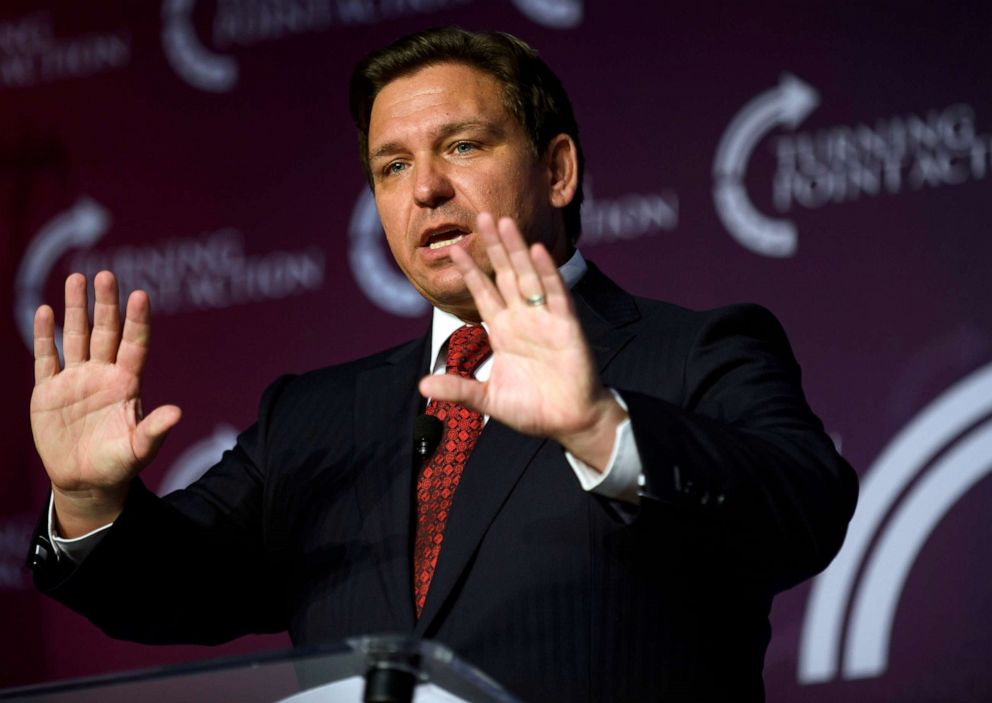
[[525, 294, 546, 307]]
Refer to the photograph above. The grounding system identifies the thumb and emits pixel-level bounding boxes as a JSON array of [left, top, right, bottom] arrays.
[[133, 404, 183, 465], [419, 374, 486, 414]]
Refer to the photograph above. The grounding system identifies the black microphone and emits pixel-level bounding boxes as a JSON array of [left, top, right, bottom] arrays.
[[413, 414, 443, 460]]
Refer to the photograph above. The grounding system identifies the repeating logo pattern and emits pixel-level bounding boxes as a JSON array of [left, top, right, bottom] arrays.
[[3, 4, 990, 696]]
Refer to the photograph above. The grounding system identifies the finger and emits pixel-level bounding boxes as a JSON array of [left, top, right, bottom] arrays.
[[477, 213, 519, 304], [477, 212, 513, 273], [63, 273, 90, 367], [132, 404, 182, 465], [34, 305, 61, 383], [448, 245, 505, 321], [530, 242, 572, 317], [116, 290, 152, 377], [418, 374, 486, 415], [90, 271, 121, 363], [498, 217, 545, 305]]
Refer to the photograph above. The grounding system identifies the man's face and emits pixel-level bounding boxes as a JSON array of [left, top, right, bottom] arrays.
[[367, 62, 559, 320]]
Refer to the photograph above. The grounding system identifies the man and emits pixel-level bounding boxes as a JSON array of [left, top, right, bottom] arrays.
[[28, 28, 857, 702]]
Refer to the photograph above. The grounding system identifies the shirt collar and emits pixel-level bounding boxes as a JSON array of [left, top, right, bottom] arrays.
[[429, 249, 587, 369]]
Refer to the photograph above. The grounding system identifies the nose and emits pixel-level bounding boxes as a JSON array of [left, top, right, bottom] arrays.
[[413, 158, 454, 208]]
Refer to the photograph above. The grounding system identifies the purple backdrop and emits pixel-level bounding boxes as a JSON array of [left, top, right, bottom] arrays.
[[2, 1, 991, 699]]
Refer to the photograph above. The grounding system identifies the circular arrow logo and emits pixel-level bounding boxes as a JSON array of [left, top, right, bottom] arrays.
[[14, 198, 111, 353], [713, 73, 819, 257], [161, 0, 238, 92], [347, 189, 430, 318]]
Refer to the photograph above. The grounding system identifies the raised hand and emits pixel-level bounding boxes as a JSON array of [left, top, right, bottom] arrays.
[[31, 271, 181, 537], [419, 213, 626, 471]]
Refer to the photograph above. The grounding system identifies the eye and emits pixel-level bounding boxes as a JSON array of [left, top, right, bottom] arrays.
[[384, 161, 407, 176], [452, 141, 477, 155]]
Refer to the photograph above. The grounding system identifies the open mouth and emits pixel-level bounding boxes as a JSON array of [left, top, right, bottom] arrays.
[[422, 227, 470, 250], [428, 233, 466, 249]]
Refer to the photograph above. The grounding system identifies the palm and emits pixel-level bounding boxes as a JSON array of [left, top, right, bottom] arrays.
[[483, 306, 598, 437], [31, 361, 144, 492]]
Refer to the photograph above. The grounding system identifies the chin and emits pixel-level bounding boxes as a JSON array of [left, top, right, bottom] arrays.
[[423, 285, 475, 314], [418, 270, 464, 296], [430, 289, 473, 310]]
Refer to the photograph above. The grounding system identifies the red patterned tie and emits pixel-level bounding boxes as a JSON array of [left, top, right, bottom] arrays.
[[413, 324, 492, 617]]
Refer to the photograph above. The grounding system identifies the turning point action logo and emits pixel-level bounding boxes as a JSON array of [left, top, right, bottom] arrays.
[[14, 198, 325, 352], [162, 0, 583, 92], [0, 12, 131, 90], [714, 74, 992, 257]]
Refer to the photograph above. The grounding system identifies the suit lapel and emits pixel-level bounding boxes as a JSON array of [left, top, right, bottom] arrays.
[[572, 262, 640, 371], [414, 262, 640, 634], [353, 333, 430, 631]]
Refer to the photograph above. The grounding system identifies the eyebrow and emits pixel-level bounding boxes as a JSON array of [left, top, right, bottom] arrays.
[[368, 120, 507, 162]]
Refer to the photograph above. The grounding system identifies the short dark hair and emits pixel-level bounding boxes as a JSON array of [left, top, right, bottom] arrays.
[[349, 27, 585, 242]]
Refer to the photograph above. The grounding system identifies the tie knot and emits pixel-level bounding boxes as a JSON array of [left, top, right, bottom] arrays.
[[445, 325, 491, 377]]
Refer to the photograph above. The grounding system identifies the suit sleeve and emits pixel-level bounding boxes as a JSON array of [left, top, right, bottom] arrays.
[[618, 304, 858, 593], [29, 375, 297, 645]]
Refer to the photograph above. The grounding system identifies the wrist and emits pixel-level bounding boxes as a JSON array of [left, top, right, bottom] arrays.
[[52, 483, 129, 538], [555, 390, 628, 472]]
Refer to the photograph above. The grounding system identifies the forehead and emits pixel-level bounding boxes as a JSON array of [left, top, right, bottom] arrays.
[[368, 63, 514, 145]]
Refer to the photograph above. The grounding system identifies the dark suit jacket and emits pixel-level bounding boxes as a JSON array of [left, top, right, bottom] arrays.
[[31, 263, 857, 702]]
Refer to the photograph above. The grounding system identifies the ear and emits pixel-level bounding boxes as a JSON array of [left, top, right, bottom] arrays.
[[543, 133, 579, 209]]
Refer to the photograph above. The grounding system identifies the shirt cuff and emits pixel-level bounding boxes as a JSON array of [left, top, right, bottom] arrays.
[[565, 390, 643, 505], [48, 493, 113, 564]]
